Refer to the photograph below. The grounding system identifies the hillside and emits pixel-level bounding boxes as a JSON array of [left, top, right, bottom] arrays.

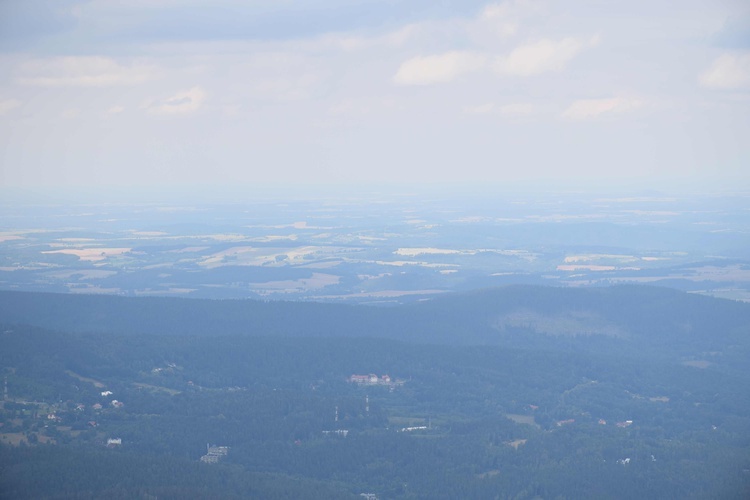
[[1, 285, 749, 368], [1, 286, 749, 498]]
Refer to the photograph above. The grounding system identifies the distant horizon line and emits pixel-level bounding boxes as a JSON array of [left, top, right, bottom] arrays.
[[2, 178, 749, 204]]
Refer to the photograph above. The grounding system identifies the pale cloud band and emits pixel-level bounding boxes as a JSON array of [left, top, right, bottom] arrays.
[[146, 87, 206, 115], [393, 51, 487, 86], [393, 34, 598, 86], [700, 53, 750, 90], [494, 36, 599, 76], [0, 99, 22, 115], [462, 102, 535, 116], [15, 57, 155, 87], [562, 97, 642, 120]]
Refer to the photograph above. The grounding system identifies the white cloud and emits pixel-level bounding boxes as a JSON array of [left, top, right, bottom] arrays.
[[699, 53, 750, 90], [479, 4, 519, 38], [329, 99, 373, 115], [462, 102, 536, 116], [61, 108, 81, 119], [393, 51, 486, 86], [478, 0, 544, 39], [499, 102, 535, 116], [147, 87, 206, 114], [315, 24, 418, 52], [562, 97, 641, 120], [495, 36, 597, 76], [250, 73, 322, 102], [463, 102, 495, 114], [15, 57, 155, 87], [107, 105, 125, 114], [480, 3, 511, 21], [0, 99, 21, 115]]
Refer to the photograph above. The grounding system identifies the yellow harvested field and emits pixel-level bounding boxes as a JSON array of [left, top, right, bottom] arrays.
[[42, 248, 131, 262]]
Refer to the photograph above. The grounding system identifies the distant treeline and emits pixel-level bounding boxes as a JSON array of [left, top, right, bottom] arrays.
[[1, 285, 749, 349]]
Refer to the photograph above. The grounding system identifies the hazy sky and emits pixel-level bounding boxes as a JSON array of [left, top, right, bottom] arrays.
[[1, 0, 749, 189]]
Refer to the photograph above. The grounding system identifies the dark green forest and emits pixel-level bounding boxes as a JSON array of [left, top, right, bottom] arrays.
[[1, 286, 749, 499]]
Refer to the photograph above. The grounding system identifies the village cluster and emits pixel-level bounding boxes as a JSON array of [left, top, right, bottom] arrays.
[[348, 374, 404, 388]]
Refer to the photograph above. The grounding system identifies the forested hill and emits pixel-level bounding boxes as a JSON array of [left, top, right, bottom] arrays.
[[1, 285, 749, 364], [2, 285, 750, 499], [1, 285, 749, 343]]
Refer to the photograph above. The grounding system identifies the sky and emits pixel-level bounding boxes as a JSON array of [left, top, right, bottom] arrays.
[[0, 0, 749, 190]]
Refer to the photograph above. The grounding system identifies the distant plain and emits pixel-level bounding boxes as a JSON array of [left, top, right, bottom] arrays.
[[1, 188, 748, 303]]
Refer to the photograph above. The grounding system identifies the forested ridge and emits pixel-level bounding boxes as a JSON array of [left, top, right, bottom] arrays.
[[1, 285, 749, 348], [1, 286, 749, 498]]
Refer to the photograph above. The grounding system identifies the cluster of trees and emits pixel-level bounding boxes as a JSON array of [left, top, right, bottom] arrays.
[[0, 445, 358, 500]]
